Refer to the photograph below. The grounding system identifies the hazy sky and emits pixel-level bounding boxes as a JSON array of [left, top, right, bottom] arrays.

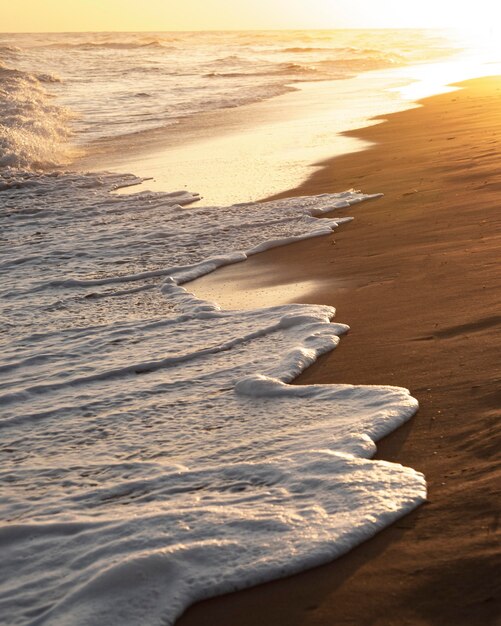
[[2, 0, 501, 33]]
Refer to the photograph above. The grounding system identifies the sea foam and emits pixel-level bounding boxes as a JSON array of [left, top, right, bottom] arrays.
[[0, 171, 425, 625], [0, 62, 72, 170]]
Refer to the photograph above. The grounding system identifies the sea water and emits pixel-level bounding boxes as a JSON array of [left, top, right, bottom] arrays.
[[0, 30, 457, 625]]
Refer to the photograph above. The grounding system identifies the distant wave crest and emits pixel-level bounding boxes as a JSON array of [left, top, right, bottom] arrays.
[[43, 39, 177, 51]]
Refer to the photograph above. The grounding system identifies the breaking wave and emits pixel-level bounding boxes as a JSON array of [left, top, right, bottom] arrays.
[[0, 61, 72, 170]]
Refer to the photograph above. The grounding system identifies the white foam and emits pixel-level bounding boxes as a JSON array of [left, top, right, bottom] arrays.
[[1, 452, 424, 626], [0, 62, 72, 170], [0, 170, 425, 625]]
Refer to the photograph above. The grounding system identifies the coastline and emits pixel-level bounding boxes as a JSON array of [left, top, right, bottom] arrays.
[[78, 60, 466, 206], [180, 77, 501, 625], [3, 31, 500, 625]]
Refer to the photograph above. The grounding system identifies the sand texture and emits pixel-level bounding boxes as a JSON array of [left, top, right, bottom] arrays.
[[181, 77, 501, 626]]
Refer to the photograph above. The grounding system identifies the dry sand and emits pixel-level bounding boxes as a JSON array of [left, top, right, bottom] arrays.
[[179, 77, 501, 626]]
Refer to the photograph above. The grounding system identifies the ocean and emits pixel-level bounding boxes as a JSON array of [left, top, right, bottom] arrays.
[[0, 29, 465, 625]]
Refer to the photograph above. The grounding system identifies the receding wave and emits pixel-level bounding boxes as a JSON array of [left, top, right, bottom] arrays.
[[0, 170, 425, 625]]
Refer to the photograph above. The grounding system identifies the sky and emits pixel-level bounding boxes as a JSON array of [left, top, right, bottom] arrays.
[[2, 0, 501, 33]]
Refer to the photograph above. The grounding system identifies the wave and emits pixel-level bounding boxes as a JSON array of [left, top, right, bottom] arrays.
[[281, 45, 403, 57], [0, 171, 425, 625], [42, 39, 177, 51], [204, 62, 318, 79], [283, 46, 333, 53], [0, 44, 22, 54], [0, 61, 72, 170], [204, 54, 404, 81]]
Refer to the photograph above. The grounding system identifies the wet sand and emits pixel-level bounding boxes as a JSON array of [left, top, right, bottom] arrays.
[[180, 77, 501, 625], [80, 65, 463, 206]]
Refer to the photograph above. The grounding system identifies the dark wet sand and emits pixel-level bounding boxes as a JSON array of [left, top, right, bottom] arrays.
[[179, 77, 501, 626]]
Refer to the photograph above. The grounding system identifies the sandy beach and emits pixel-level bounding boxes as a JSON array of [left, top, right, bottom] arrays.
[[2, 28, 500, 625], [180, 76, 501, 625]]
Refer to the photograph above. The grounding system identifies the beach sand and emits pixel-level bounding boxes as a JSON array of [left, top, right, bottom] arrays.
[[179, 77, 501, 625]]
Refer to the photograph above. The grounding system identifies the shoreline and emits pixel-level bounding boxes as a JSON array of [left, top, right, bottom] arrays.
[[76, 72, 408, 206], [77, 55, 474, 206], [180, 77, 501, 625]]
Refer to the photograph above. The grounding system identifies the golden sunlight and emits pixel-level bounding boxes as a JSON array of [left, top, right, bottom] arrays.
[[3, 0, 501, 33]]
